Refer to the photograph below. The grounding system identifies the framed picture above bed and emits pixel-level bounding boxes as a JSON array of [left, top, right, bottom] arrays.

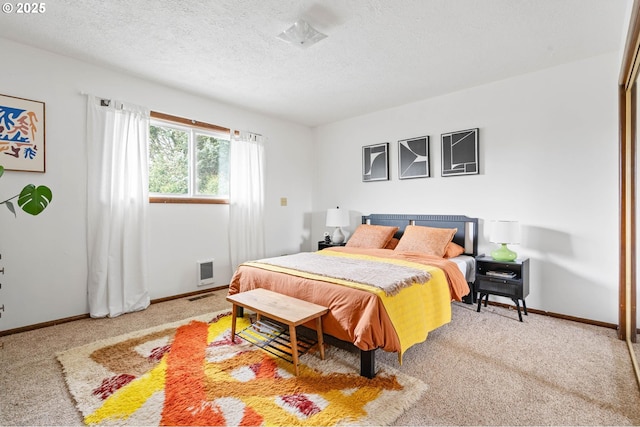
[[441, 128, 479, 177], [398, 136, 429, 179], [362, 142, 389, 182]]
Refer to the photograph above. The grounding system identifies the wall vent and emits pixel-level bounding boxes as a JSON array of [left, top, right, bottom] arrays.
[[197, 259, 214, 287]]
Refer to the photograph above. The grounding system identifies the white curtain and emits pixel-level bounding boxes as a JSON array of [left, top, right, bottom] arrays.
[[229, 131, 266, 269], [86, 95, 150, 318]]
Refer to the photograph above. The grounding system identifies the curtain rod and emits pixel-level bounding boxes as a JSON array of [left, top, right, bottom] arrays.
[[79, 91, 114, 107], [81, 91, 263, 138]]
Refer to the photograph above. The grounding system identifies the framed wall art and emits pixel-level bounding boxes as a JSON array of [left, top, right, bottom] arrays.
[[0, 94, 46, 172], [398, 135, 429, 179], [441, 128, 478, 177], [362, 142, 389, 182]]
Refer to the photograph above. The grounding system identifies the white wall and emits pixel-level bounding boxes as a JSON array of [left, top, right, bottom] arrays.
[[312, 52, 620, 324], [0, 36, 623, 330], [0, 38, 314, 331]]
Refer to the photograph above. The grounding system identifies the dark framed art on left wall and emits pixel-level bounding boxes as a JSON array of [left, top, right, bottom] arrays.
[[362, 142, 389, 182]]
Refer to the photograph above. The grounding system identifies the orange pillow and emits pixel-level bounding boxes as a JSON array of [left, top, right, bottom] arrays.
[[444, 241, 465, 258], [345, 224, 398, 249], [384, 237, 400, 250], [394, 225, 457, 257]]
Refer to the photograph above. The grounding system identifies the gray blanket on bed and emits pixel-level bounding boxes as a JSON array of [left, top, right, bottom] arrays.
[[252, 252, 431, 296]]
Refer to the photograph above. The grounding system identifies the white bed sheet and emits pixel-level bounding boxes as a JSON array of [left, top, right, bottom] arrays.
[[449, 254, 476, 283]]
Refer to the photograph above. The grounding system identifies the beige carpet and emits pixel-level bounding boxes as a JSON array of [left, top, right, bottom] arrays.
[[1, 288, 639, 425]]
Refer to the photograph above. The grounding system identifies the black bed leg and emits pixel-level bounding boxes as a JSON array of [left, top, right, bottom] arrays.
[[237, 306, 244, 318], [461, 282, 475, 304], [361, 349, 376, 378]]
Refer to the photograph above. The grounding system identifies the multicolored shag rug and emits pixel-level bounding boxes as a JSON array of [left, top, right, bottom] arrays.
[[57, 310, 427, 426]]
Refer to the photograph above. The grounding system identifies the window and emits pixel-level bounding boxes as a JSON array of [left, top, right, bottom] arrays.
[[148, 112, 230, 204]]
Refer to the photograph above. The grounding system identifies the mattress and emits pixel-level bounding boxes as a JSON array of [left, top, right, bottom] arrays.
[[449, 254, 476, 283], [228, 247, 469, 358]]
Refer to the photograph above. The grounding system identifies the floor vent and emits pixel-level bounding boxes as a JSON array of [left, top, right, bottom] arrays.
[[188, 293, 215, 302]]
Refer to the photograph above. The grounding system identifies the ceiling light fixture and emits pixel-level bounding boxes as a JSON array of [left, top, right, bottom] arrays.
[[277, 19, 327, 48]]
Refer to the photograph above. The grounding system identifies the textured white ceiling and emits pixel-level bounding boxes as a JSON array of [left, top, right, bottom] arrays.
[[0, 0, 630, 127]]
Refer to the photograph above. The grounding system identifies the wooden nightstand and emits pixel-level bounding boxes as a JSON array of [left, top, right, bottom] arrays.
[[475, 256, 530, 322], [318, 241, 346, 250]]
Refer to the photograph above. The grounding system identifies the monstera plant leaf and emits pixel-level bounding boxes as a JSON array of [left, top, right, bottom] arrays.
[[17, 184, 53, 216], [0, 165, 53, 216]]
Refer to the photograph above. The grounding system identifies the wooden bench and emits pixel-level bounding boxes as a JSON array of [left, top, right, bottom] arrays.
[[226, 288, 329, 375]]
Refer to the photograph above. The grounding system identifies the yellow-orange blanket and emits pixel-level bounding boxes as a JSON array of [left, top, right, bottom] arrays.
[[229, 247, 469, 360]]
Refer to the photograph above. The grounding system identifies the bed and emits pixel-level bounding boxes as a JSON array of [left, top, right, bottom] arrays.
[[228, 213, 478, 377]]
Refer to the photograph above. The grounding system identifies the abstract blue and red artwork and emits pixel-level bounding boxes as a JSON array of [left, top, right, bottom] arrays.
[[0, 94, 45, 172]]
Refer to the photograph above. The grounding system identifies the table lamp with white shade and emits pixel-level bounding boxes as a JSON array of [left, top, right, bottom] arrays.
[[326, 207, 349, 244], [490, 220, 521, 261]]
